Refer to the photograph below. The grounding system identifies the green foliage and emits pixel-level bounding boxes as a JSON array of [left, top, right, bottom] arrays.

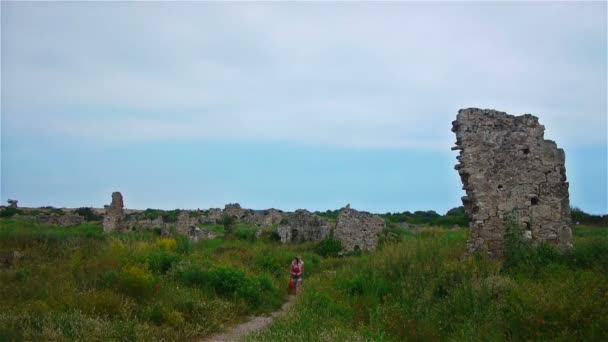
[[220, 214, 236, 236], [315, 209, 340, 220], [3, 216, 605, 341], [118, 265, 156, 300], [0, 207, 22, 218], [142, 208, 181, 223], [141, 250, 181, 274], [251, 226, 608, 342], [571, 207, 608, 226], [236, 228, 257, 241], [380, 208, 469, 227], [315, 238, 343, 257], [75, 207, 102, 221]]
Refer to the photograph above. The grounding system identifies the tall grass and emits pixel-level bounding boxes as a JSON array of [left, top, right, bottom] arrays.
[[0, 218, 329, 341], [249, 226, 608, 341]]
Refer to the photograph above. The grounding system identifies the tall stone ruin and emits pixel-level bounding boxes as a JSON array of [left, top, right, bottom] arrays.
[[452, 108, 572, 256], [103, 192, 125, 232]]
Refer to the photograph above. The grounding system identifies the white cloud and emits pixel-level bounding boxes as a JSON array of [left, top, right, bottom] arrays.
[[2, 1, 606, 149]]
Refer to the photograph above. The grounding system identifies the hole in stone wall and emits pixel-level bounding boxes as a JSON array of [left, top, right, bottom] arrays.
[[498, 185, 503, 190], [522, 147, 530, 154], [525, 222, 531, 230], [531, 197, 539, 205]]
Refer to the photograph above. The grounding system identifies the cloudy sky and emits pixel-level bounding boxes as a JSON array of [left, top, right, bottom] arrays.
[[2, 1, 606, 214]]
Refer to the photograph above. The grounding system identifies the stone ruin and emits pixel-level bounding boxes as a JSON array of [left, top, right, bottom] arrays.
[[223, 203, 246, 220], [7, 199, 18, 208], [277, 210, 329, 243], [334, 205, 386, 252], [35, 213, 85, 227], [176, 211, 198, 235], [452, 108, 573, 256], [103, 192, 126, 232]]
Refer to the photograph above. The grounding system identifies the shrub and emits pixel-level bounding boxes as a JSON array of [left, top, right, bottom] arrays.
[[0, 207, 21, 218], [118, 265, 155, 300], [236, 228, 257, 241], [156, 238, 177, 251], [315, 238, 343, 257], [220, 215, 236, 236], [175, 235, 192, 255], [208, 266, 261, 305], [75, 207, 102, 221], [142, 250, 181, 274], [79, 290, 124, 318]]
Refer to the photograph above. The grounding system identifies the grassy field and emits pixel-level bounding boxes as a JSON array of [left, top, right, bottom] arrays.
[[0, 218, 327, 341], [1, 218, 606, 341], [249, 226, 608, 341]]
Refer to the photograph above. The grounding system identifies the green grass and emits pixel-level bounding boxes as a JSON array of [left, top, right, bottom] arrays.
[[0, 218, 331, 341], [249, 226, 608, 341], [2, 218, 606, 341]]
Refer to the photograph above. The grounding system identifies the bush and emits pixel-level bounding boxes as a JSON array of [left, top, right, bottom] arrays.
[[75, 207, 102, 221], [208, 266, 262, 305], [142, 250, 181, 274], [0, 207, 21, 218], [118, 265, 155, 300], [156, 238, 177, 251], [236, 228, 257, 241], [220, 215, 236, 236], [315, 238, 343, 257]]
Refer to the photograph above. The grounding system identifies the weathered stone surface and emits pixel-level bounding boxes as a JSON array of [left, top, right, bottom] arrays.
[[334, 206, 385, 252], [176, 211, 198, 235], [123, 215, 164, 231], [452, 108, 572, 256], [160, 223, 172, 237], [189, 225, 202, 242], [208, 208, 222, 222], [103, 192, 125, 232], [7, 199, 18, 208], [277, 210, 329, 243], [224, 203, 246, 220], [263, 209, 285, 227]]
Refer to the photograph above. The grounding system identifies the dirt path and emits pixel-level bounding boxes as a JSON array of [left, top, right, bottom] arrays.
[[201, 295, 296, 342]]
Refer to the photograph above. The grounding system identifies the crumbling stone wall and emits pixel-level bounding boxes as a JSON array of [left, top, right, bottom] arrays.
[[334, 206, 385, 252], [123, 215, 164, 231], [36, 213, 85, 227], [103, 192, 125, 232], [277, 210, 329, 243], [263, 209, 285, 227], [224, 203, 246, 220], [452, 108, 572, 256], [176, 211, 198, 235]]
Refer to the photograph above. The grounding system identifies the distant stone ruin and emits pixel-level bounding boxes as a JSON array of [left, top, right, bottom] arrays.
[[176, 211, 197, 235], [452, 108, 572, 256], [103, 192, 125, 232], [7, 199, 18, 208], [224, 203, 246, 220], [277, 210, 329, 243], [334, 206, 385, 252]]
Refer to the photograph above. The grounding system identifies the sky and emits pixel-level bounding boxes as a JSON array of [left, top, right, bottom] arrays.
[[1, 1, 607, 214]]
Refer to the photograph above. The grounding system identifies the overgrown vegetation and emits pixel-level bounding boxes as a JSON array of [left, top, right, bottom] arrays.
[[0, 218, 326, 341], [249, 225, 608, 341], [571, 207, 608, 226], [75, 207, 103, 221], [1, 215, 606, 341]]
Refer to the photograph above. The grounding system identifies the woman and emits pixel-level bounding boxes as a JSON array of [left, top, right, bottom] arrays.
[[290, 256, 304, 294]]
